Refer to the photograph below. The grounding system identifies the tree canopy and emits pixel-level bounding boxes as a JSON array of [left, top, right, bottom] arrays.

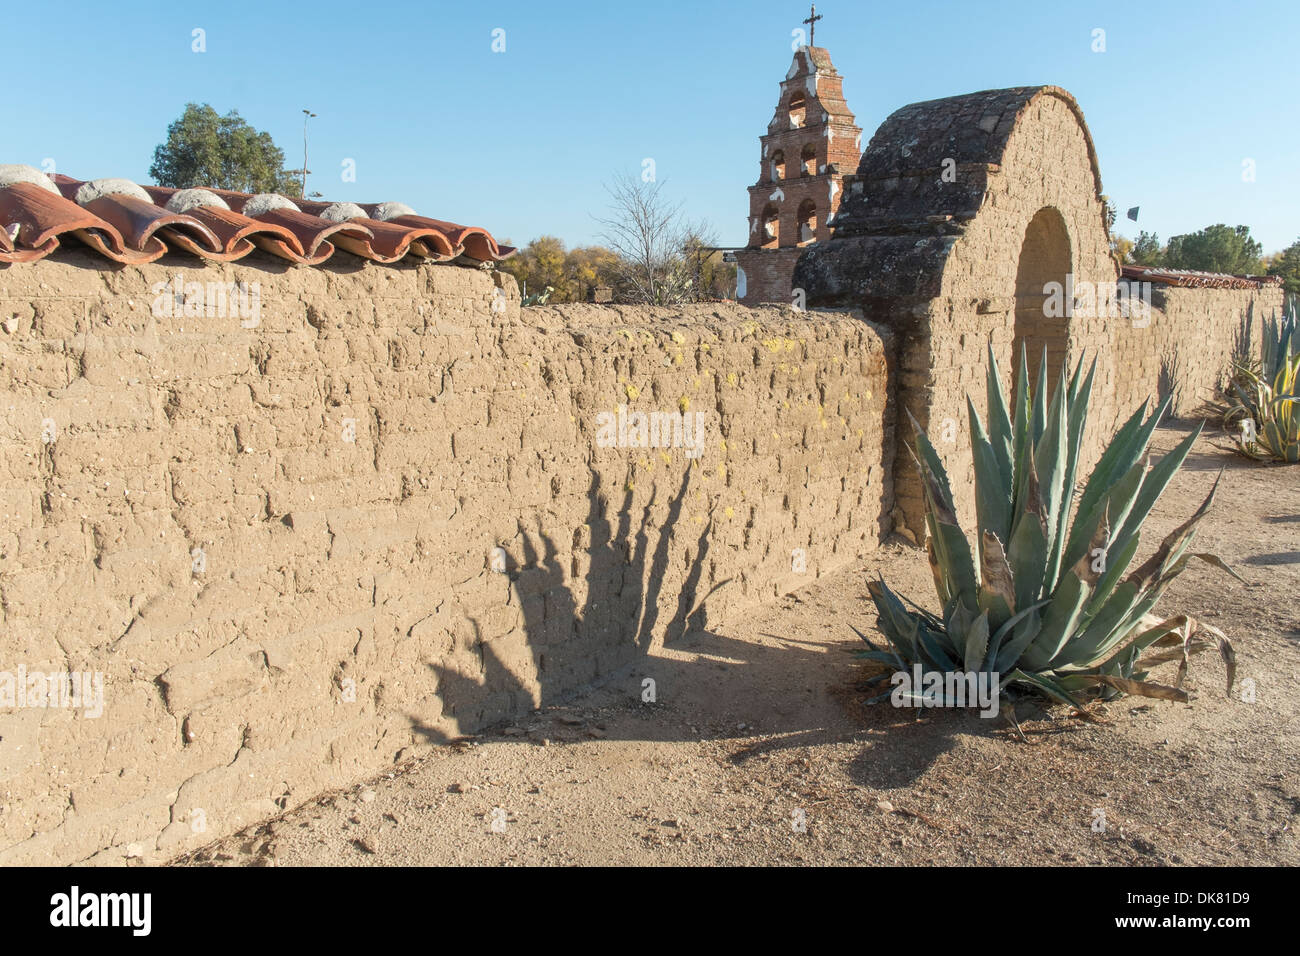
[[150, 103, 296, 194], [1163, 223, 1263, 275], [1129, 231, 1163, 266], [1266, 237, 1300, 296]]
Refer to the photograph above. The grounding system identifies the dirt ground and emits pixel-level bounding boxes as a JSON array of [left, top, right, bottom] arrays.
[[175, 423, 1300, 867]]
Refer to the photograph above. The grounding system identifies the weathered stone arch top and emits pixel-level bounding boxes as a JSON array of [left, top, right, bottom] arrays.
[[836, 85, 1103, 236], [796, 85, 1106, 306]]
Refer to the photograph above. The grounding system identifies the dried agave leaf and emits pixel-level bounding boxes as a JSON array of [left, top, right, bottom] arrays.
[[1089, 674, 1190, 702], [1138, 641, 1212, 666], [1072, 502, 1110, 586], [980, 530, 1016, 609], [1126, 472, 1222, 591]]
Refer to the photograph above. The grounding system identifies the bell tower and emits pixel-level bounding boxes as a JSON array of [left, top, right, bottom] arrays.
[[734, 43, 862, 305]]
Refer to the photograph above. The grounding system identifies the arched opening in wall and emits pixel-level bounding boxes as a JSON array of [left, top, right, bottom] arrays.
[[770, 150, 785, 182], [796, 199, 817, 245], [787, 91, 806, 128], [1012, 206, 1073, 405], [800, 142, 817, 176], [761, 203, 780, 247]]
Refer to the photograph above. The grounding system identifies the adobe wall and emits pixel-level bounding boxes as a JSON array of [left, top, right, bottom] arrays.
[[1113, 281, 1283, 419], [0, 250, 893, 865]]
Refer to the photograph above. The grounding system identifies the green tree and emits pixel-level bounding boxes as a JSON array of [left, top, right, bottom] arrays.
[[1163, 223, 1263, 275], [497, 236, 621, 303], [1266, 237, 1300, 296], [566, 245, 620, 299], [150, 103, 296, 194], [1131, 231, 1163, 267]]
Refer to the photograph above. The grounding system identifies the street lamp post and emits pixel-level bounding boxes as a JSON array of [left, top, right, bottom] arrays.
[[301, 109, 317, 198]]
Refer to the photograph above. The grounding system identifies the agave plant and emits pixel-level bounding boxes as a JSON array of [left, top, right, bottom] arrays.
[[859, 346, 1236, 715], [1227, 303, 1299, 462]]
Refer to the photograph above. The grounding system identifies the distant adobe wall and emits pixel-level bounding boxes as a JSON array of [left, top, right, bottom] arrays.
[[0, 250, 893, 865], [1112, 280, 1284, 419]]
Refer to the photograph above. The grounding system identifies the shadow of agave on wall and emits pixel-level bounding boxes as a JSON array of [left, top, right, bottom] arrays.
[[412, 459, 725, 743], [1158, 348, 1181, 413]]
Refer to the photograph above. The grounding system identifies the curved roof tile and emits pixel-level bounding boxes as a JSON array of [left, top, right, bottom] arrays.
[[0, 166, 514, 267]]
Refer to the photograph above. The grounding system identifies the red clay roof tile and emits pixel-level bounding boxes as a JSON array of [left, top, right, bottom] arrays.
[[1121, 264, 1280, 290], [0, 165, 514, 267]]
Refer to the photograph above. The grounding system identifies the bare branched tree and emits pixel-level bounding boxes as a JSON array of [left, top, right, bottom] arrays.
[[595, 173, 733, 304], [596, 174, 688, 305]]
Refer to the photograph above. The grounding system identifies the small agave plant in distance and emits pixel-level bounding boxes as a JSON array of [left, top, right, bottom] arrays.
[[859, 346, 1237, 720], [1227, 304, 1299, 463]]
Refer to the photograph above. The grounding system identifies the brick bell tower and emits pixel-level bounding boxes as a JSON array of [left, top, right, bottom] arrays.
[[734, 43, 862, 305]]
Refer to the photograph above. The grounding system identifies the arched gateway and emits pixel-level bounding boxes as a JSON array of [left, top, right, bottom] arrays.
[[794, 85, 1121, 539]]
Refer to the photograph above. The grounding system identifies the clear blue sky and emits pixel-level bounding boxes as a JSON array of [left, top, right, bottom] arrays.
[[3, 0, 1297, 253]]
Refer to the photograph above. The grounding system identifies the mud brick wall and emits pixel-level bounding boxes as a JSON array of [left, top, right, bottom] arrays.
[[0, 250, 893, 865], [1111, 282, 1284, 419]]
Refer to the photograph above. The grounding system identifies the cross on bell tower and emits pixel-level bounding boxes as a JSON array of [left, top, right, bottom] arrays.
[[803, 4, 822, 47]]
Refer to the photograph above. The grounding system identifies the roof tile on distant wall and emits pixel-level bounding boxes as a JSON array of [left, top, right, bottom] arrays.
[[1120, 264, 1280, 290]]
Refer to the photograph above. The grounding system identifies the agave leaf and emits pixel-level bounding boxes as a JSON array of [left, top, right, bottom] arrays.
[[977, 530, 1016, 627], [1137, 642, 1212, 667], [1073, 455, 1147, 582], [917, 622, 958, 672], [866, 578, 920, 665], [1081, 530, 1143, 619], [1054, 579, 1145, 669], [855, 649, 909, 668], [1070, 501, 1111, 587], [908, 428, 978, 615], [849, 622, 908, 676], [1217, 628, 1237, 695], [989, 599, 1052, 673], [1030, 348, 1050, 450], [1007, 455, 1049, 609], [1109, 424, 1203, 557], [1052, 357, 1097, 578], [925, 537, 949, 608], [969, 397, 1013, 545], [1019, 569, 1090, 673], [964, 610, 990, 674], [1006, 668, 1088, 710], [1096, 614, 1193, 677], [896, 590, 945, 629], [985, 345, 1015, 492], [1163, 551, 1245, 584], [1034, 361, 1072, 592], [907, 411, 958, 519], [1065, 585, 1164, 671], [1011, 342, 1033, 512], [1127, 471, 1222, 592], [934, 520, 979, 616], [1074, 398, 1156, 531], [945, 598, 973, 658], [1085, 674, 1189, 702]]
